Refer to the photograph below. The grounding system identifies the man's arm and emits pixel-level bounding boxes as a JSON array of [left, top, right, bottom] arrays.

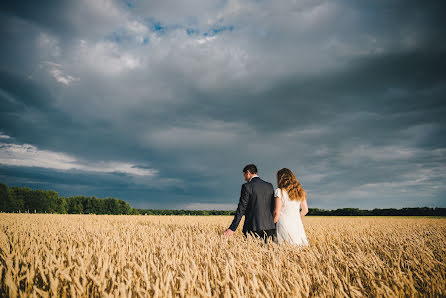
[[227, 184, 250, 232]]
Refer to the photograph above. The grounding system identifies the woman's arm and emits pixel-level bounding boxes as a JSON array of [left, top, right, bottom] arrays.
[[300, 197, 309, 217], [273, 197, 282, 223]]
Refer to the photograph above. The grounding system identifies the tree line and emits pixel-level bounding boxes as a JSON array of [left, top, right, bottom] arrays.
[[1, 183, 445, 216], [137, 207, 446, 216], [0, 183, 138, 215], [308, 207, 446, 216]]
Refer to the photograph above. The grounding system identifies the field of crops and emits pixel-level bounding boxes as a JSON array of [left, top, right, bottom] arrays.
[[0, 214, 445, 297]]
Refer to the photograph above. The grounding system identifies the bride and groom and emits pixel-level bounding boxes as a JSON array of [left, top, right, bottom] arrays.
[[224, 164, 309, 246]]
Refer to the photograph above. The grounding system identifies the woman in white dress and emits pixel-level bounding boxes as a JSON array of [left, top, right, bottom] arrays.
[[273, 168, 309, 246]]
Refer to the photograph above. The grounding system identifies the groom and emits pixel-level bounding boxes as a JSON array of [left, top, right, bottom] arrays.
[[224, 164, 276, 242]]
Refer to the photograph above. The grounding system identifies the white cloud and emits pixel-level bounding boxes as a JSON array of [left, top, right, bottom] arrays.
[[0, 138, 157, 176], [196, 36, 217, 44], [77, 40, 142, 75], [48, 68, 79, 85], [82, 0, 123, 20], [40, 61, 80, 85], [125, 20, 149, 44]]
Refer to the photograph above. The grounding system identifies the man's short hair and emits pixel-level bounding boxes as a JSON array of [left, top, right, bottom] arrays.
[[243, 164, 258, 174]]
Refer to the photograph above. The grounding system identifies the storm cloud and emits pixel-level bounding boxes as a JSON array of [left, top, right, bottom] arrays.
[[1, 0, 445, 209]]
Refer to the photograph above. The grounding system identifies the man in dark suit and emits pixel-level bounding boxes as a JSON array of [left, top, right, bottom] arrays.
[[224, 164, 276, 242]]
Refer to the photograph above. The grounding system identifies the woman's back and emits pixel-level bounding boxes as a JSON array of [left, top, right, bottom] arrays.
[[277, 188, 302, 216]]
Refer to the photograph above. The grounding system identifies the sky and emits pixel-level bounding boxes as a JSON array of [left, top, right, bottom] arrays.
[[0, 0, 445, 210]]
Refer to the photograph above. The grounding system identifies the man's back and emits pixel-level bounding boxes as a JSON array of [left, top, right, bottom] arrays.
[[229, 177, 276, 234]]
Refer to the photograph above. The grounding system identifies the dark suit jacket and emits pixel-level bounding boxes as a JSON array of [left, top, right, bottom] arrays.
[[229, 177, 276, 234]]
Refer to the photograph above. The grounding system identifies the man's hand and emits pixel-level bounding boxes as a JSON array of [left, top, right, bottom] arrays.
[[224, 229, 234, 237]]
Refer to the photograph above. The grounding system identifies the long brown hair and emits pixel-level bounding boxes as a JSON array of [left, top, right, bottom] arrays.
[[276, 168, 306, 201]]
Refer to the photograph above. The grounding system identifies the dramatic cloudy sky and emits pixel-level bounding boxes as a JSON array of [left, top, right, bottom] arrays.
[[1, 0, 445, 210]]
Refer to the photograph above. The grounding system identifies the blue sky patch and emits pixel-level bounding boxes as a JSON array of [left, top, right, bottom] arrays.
[[204, 25, 234, 37], [186, 28, 200, 35], [122, 0, 133, 8]]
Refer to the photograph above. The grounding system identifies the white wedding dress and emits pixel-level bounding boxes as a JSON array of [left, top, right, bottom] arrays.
[[274, 188, 309, 246]]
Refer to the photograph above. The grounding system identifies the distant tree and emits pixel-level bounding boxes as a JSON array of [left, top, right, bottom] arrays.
[[55, 195, 68, 214], [24, 188, 43, 213], [44, 190, 64, 213], [118, 200, 132, 214], [82, 196, 93, 213], [66, 196, 85, 214], [10, 186, 31, 212], [308, 208, 330, 216], [0, 183, 17, 212], [103, 198, 119, 214], [332, 208, 363, 216], [130, 208, 140, 215]]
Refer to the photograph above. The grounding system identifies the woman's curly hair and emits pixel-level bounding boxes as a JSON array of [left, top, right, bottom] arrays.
[[276, 168, 306, 201]]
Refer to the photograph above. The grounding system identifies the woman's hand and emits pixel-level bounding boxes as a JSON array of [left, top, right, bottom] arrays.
[[300, 196, 309, 217], [273, 197, 282, 223]]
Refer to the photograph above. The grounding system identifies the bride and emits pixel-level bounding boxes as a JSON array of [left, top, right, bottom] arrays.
[[273, 168, 309, 246]]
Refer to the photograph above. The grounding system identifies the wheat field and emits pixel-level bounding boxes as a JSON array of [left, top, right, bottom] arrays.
[[0, 214, 445, 297]]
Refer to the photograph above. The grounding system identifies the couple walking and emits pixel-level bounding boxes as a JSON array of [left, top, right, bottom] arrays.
[[224, 164, 309, 246]]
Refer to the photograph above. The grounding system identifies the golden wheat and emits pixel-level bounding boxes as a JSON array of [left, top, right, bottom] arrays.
[[0, 214, 445, 297]]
